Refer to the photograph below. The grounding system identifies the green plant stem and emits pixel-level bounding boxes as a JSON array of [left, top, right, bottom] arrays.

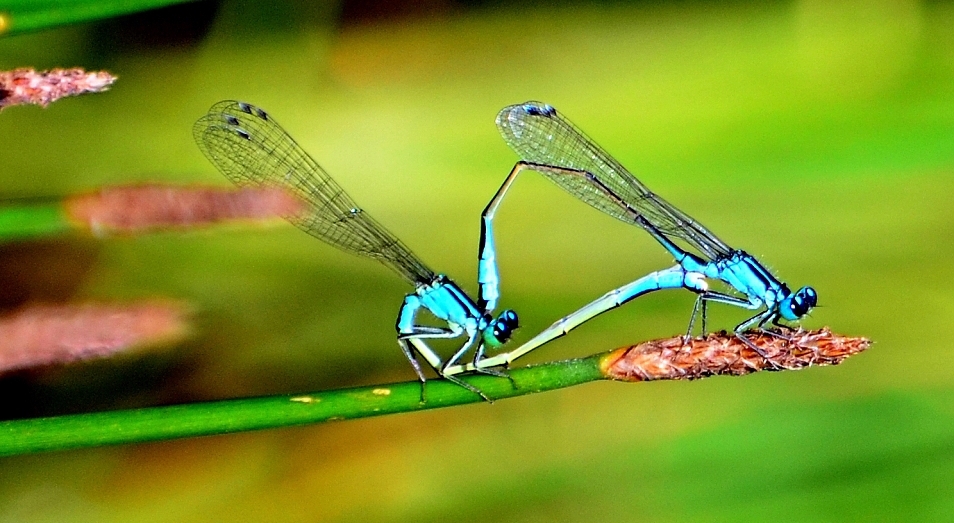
[[0, 201, 71, 241], [2, 0, 200, 36], [0, 354, 606, 457]]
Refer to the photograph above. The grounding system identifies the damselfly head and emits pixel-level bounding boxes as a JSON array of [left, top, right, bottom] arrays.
[[779, 286, 817, 321], [482, 309, 519, 348]]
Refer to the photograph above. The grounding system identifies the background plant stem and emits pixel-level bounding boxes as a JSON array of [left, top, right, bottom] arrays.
[[1, 0, 199, 36], [0, 201, 71, 241]]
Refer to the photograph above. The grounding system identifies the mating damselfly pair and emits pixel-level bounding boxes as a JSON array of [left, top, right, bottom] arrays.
[[194, 101, 817, 400]]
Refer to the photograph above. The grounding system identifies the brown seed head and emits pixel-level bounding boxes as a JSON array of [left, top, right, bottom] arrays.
[[0, 68, 116, 110], [0, 302, 190, 373], [64, 184, 306, 234], [600, 328, 870, 382]]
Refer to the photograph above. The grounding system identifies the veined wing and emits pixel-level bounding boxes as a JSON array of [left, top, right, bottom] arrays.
[[194, 101, 435, 285], [496, 101, 732, 261]]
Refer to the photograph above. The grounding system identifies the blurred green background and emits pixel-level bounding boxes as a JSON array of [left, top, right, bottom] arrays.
[[1, 0, 954, 520]]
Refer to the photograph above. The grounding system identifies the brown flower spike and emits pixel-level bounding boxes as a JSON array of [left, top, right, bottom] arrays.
[[0, 302, 189, 373], [0, 68, 116, 110], [64, 184, 306, 234], [601, 328, 869, 382]]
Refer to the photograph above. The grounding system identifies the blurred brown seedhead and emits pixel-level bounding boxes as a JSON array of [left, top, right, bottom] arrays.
[[0, 302, 189, 373], [602, 328, 870, 382], [0, 68, 116, 110], [65, 184, 306, 234]]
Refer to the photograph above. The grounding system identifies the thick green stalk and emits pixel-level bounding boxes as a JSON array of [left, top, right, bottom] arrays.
[[1, 0, 200, 36], [0, 355, 605, 457]]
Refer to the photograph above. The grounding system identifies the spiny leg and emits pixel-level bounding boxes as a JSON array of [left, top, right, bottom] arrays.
[[442, 373, 492, 402], [442, 331, 478, 372], [402, 327, 480, 398], [443, 334, 509, 400], [403, 336, 444, 386], [686, 290, 754, 339], [701, 299, 708, 335], [398, 326, 455, 338], [468, 358, 515, 388], [685, 291, 779, 367], [403, 336, 493, 401], [470, 342, 515, 383], [685, 294, 705, 341], [398, 327, 461, 341], [733, 310, 781, 368], [764, 315, 796, 339], [433, 330, 493, 402], [398, 338, 429, 403]]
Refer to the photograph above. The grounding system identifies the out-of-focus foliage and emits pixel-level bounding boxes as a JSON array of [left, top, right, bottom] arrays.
[[0, 0, 952, 521]]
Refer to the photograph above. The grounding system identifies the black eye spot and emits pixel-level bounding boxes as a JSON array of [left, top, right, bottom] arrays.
[[255, 108, 268, 120], [525, 103, 556, 117], [792, 297, 812, 317], [237, 102, 253, 114], [225, 115, 239, 126], [493, 327, 513, 343], [235, 129, 251, 140]]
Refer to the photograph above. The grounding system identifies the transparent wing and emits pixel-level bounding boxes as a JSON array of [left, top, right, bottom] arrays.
[[194, 100, 435, 285], [496, 101, 732, 261]]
